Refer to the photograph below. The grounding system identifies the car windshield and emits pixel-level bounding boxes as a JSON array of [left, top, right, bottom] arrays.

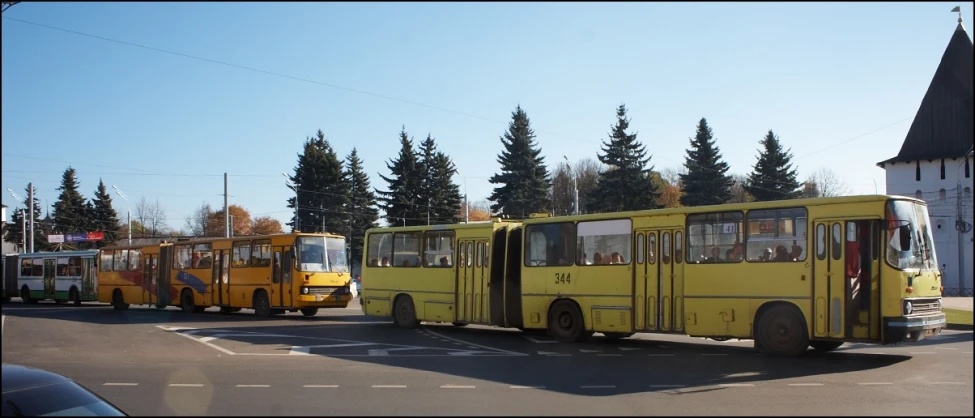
[[885, 199, 938, 272], [296, 236, 349, 273], [1, 381, 126, 417]]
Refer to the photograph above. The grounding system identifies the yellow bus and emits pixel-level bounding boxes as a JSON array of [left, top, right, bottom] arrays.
[[98, 232, 354, 317], [361, 195, 946, 356]]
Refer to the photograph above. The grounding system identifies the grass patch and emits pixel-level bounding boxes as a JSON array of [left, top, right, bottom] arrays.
[[944, 308, 973, 325]]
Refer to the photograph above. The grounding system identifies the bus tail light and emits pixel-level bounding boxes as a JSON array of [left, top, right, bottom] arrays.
[[905, 286, 913, 293]]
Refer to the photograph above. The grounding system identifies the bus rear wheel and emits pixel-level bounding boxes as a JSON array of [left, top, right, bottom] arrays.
[[20, 287, 34, 304], [757, 305, 809, 357], [70, 288, 81, 306], [112, 290, 129, 311], [300, 308, 319, 317], [393, 296, 419, 329], [181, 290, 196, 314], [548, 300, 588, 343], [809, 341, 843, 352]]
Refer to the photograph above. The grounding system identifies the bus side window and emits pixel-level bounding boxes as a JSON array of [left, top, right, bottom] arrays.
[[816, 224, 826, 260]]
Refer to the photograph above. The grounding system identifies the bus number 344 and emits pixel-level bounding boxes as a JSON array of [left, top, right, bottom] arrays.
[[554, 273, 571, 284]]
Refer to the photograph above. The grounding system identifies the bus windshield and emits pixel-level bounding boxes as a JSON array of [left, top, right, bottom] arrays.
[[297, 236, 349, 273], [885, 200, 938, 272]]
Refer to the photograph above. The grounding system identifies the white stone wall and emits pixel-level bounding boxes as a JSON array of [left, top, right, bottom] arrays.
[[885, 156, 974, 294]]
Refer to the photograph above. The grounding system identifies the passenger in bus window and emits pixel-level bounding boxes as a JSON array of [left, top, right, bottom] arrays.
[[760, 248, 773, 261], [773, 245, 791, 262], [369, 258, 379, 267], [708, 247, 723, 263], [725, 248, 735, 262], [731, 244, 745, 262], [789, 244, 803, 261], [439, 257, 450, 267], [381, 257, 390, 267], [611, 252, 623, 264], [593, 252, 604, 265]]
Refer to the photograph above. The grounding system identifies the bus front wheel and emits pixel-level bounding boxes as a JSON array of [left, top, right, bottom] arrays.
[[756, 305, 809, 357], [70, 287, 81, 306], [181, 290, 196, 314], [300, 308, 319, 317], [393, 295, 419, 329], [112, 290, 129, 311], [253, 291, 272, 318], [809, 341, 843, 352], [20, 286, 34, 304]]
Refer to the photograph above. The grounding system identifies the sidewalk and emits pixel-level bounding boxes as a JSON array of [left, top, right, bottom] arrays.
[[942, 297, 973, 312]]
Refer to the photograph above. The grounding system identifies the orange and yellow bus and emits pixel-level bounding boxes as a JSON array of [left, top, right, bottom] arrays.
[[98, 232, 354, 317], [361, 195, 946, 356]]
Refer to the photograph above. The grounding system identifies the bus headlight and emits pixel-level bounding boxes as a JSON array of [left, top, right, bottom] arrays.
[[937, 299, 943, 310], [301, 287, 309, 295], [904, 301, 913, 315]]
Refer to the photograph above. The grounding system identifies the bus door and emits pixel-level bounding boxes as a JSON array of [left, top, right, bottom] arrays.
[[212, 250, 228, 306], [456, 240, 475, 322], [282, 247, 293, 307], [474, 240, 490, 323], [813, 220, 847, 339], [272, 248, 284, 307], [81, 257, 96, 300], [634, 230, 660, 331], [157, 245, 173, 307], [43, 258, 56, 299], [143, 254, 155, 305]]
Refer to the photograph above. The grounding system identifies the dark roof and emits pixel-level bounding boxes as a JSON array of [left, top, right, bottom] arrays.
[[878, 23, 974, 167], [1, 363, 71, 393]]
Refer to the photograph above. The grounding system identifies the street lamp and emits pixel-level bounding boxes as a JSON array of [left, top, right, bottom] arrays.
[[112, 185, 131, 245], [454, 168, 468, 223], [284, 173, 299, 231], [7, 188, 26, 253], [563, 156, 579, 215]]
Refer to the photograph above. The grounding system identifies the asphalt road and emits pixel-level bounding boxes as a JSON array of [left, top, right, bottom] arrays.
[[2, 299, 972, 416]]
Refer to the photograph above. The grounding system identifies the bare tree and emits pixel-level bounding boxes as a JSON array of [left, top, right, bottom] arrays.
[[550, 161, 574, 216], [805, 168, 851, 198], [184, 202, 213, 236], [134, 197, 168, 237], [728, 174, 754, 204], [573, 157, 602, 214]]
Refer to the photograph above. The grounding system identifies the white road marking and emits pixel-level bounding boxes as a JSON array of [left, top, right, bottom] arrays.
[[597, 354, 622, 357], [367, 347, 427, 356], [304, 385, 339, 388], [964, 351, 974, 354], [788, 383, 824, 387], [103, 383, 138, 386], [372, 385, 407, 388], [649, 384, 685, 388], [580, 385, 616, 389], [522, 335, 557, 344], [926, 382, 965, 385], [579, 349, 601, 353], [423, 327, 529, 356], [857, 382, 893, 386], [538, 351, 571, 356], [619, 347, 642, 351], [718, 383, 755, 387], [159, 326, 237, 355], [169, 384, 204, 387], [235, 385, 270, 388], [289, 342, 377, 355], [935, 347, 958, 350], [441, 385, 475, 389], [509, 385, 545, 389]]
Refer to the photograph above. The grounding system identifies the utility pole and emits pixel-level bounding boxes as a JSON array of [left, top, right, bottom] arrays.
[[28, 183, 34, 253], [112, 186, 131, 244], [20, 209, 26, 253], [224, 173, 230, 238]]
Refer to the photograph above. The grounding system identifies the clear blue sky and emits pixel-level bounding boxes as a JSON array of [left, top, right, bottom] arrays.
[[2, 2, 972, 231]]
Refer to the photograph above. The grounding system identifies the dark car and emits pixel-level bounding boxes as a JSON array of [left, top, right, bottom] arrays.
[[1, 364, 127, 417]]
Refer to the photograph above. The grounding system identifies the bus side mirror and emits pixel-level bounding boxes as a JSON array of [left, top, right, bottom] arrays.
[[898, 225, 912, 251]]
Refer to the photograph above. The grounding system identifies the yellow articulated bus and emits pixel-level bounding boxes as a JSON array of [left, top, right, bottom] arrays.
[[361, 195, 946, 357], [98, 232, 354, 317]]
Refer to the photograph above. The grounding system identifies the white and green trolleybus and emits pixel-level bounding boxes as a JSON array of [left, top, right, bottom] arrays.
[[11, 250, 99, 305]]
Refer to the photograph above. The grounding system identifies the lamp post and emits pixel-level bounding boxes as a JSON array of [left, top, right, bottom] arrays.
[[7, 189, 25, 253], [284, 173, 299, 231], [112, 185, 131, 245], [454, 168, 468, 223]]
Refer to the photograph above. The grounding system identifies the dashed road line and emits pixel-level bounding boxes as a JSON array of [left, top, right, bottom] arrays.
[[441, 384, 476, 389], [788, 383, 824, 387], [304, 385, 339, 388], [422, 327, 528, 356], [168, 384, 204, 387], [103, 383, 138, 386], [935, 347, 958, 350], [538, 351, 571, 356], [926, 382, 965, 385], [236, 384, 270, 388], [372, 385, 407, 388], [964, 351, 973, 354]]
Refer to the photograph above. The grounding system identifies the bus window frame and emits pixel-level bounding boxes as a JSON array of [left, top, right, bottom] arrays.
[[524, 222, 576, 267]]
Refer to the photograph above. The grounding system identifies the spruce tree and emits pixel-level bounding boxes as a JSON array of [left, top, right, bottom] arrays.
[[745, 130, 802, 201], [344, 148, 380, 268], [417, 134, 439, 224], [4, 185, 49, 251], [487, 105, 551, 218], [587, 104, 659, 213], [679, 118, 733, 206], [52, 167, 88, 235], [287, 130, 350, 234], [429, 152, 463, 224], [90, 179, 122, 247], [377, 127, 425, 226]]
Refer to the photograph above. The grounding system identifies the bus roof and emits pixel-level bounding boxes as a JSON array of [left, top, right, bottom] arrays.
[[366, 218, 520, 234], [16, 250, 99, 258], [99, 231, 345, 251]]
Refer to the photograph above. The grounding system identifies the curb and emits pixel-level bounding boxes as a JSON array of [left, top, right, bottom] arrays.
[[946, 323, 974, 331]]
